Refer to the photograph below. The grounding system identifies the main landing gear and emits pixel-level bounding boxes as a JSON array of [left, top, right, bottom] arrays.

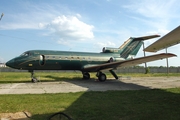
[[82, 72, 90, 79], [29, 70, 38, 83], [82, 72, 107, 81], [96, 70, 119, 82], [96, 72, 107, 82], [82, 70, 119, 82]]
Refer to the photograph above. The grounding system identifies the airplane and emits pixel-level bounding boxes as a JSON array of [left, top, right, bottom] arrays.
[[6, 35, 177, 83]]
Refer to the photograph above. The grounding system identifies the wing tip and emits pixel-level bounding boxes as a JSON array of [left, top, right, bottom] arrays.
[[161, 53, 177, 57]]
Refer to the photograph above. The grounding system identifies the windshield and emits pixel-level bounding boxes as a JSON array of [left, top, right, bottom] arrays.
[[20, 52, 31, 56]]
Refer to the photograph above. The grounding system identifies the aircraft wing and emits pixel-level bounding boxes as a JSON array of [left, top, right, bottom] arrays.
[[82, 53, 176, 72], [144, 26, 180, 52]]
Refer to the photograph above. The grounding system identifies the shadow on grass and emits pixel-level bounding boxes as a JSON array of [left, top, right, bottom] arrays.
[[0, 80, 31, 84], [0, 74, 83, 83], [1, 73, 180, 119], [42, 75, 83, 82], [29, 89, 180, 120]]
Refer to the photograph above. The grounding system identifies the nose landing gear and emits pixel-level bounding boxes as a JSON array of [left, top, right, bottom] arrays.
[[29, 70, 38, 83]]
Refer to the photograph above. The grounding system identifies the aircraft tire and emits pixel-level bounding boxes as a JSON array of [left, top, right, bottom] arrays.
[[98, 73, 106, 82], [32, 78, 38, 83], [109, 57, 114, 62], [83, 72, 90, 80]]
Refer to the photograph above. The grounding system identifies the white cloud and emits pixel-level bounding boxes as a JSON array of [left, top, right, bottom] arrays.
[[147, 29, 169, 36], [76, 14, 82, 18], [123, 0, 178, 19], [123, 0, 180, 29], [0, 2, 94, 43], [42, 15, 94, 41], [0, 57, 4, 63], [96, 41, 116, 48], [123, 0, 180, 41], [0, 3, 58, 30], [57, 39, 69, 46]]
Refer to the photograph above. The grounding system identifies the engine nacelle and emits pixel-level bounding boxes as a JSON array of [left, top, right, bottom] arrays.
[[102, 47, 120, 53], [108, 57, 124, 62]]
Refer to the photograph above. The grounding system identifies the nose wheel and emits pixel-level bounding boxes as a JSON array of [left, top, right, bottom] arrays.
[[32, 77, 38, 83], [29, 70, 38, 83]]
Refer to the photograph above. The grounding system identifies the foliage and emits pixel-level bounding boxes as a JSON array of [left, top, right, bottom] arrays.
[[145, 67, 150, 74]]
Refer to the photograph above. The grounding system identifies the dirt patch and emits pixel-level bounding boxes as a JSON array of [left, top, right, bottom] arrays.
[[0, 111, 31, 120]]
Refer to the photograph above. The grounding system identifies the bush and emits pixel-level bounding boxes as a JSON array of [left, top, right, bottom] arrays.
[[145, 67, 150, 74]]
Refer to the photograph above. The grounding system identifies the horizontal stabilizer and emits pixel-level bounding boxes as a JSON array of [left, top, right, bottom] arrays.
[[144, 26, 180, 52], [133, 35, 160, 41]]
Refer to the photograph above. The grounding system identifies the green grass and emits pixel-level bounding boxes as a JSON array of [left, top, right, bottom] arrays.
[[0, 72, 180, 83], [0, 72, 180, 119], [0, 89, 180, 120], [0, 72, 84, 83]]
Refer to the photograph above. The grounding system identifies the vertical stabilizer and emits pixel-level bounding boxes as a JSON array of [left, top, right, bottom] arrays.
[[119, 35, 160, 59]]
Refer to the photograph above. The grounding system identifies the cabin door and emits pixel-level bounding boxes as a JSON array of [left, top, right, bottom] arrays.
[[39, 55, 45, 66]]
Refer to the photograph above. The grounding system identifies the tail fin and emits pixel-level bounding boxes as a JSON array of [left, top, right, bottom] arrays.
[[120, 35, 160, 59]]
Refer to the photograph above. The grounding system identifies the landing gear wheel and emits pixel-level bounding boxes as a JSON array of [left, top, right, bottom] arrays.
[[98, 73, 106, 82], [31, 77, 38, 83], [83, 72, 90, 80], [109, 57, 114, 63]]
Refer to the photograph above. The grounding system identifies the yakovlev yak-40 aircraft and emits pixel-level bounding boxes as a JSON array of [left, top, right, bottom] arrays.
[[6, 26, 180, 82]]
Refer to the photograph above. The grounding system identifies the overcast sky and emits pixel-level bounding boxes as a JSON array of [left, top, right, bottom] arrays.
[[0, 0, 180, 66]]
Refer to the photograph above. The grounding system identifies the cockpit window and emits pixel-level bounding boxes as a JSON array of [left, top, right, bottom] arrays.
[[20, 52, 31, 56]]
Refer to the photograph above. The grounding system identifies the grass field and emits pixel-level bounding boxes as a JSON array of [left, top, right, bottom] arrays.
[[0, 71, 180, 83], [0, 72, 180, 120], [0, 89, 180, 120]]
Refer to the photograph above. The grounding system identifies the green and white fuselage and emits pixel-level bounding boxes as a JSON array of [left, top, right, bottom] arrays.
[[7, 35, 176, 82], [13, 50, 125, 71]]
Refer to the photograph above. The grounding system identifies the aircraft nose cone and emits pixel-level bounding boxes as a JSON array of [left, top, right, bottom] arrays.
[[6, 59, 15, 68]]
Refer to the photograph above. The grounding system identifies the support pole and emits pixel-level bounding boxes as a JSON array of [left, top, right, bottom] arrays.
[[143, 42, 148, 74], [166, 48, 169, 74], [143, 42, 147, 68]]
